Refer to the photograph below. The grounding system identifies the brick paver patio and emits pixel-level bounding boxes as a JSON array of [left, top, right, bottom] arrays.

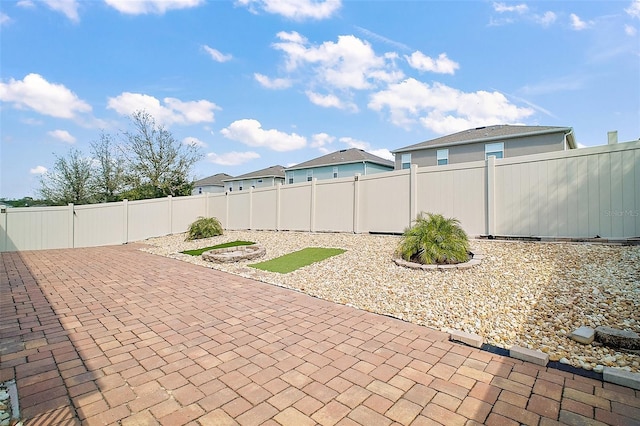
[[1, 244, 639, 425]]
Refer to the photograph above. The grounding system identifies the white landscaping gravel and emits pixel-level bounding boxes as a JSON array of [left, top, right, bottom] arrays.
[[141, 230, 640, 373]]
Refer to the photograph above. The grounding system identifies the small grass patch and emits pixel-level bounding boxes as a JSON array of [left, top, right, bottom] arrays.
[[249, 247, 345, 274], [181, 241, 255, 256]]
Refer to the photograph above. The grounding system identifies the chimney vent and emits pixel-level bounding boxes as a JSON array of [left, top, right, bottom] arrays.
[[608, 130, 618, 145]]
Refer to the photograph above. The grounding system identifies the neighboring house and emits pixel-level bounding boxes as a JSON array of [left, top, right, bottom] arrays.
[[223, 165, 285, 192], [284, 148, 394, 184], [391, 125, 577, 169], [191, 173, 233, 195]]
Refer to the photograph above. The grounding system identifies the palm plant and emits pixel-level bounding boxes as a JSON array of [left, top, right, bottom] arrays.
[[186, 216, 223, 241], [396, 212, 470, 264]]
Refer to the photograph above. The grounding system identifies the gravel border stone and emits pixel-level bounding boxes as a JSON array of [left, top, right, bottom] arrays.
[[141, 230, 640, 374]]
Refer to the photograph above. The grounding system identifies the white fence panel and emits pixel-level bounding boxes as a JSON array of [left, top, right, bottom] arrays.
[[171, 195, 206, 234], [416, 162, 486, 236], [280, 184, 312, 231], [358, 170, 410, 233], [1, 205, 70, 251], [252, 187, 278, 230], [206, 193, 227, 227], [227, 191, 251, 230], [315, 178, 355, 232], [127, 198, 170, 241], [74, 203, 125, 248]]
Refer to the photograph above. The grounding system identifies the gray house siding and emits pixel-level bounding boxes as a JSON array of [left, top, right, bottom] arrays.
[[287, 162, 393, 184], [395, 132, 571, 169]]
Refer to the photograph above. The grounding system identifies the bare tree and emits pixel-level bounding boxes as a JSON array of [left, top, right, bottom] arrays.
[[121, 111, 202, 199], [39, 148, 95, 205], [90, 132, 125, 203]]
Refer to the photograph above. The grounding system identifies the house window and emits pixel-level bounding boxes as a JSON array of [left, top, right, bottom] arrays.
[[257, 179, 263, 184], [306, 170, 313, 182], [436, 149, 449, 166], [333, 167, 338, 178], [239, 180, 244, 191], [401, 153, 411, 169], [287, 172, 293, 184], [485, 142, 504, 159]]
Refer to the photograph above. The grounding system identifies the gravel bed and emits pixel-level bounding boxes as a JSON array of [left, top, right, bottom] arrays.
[[141, 230, 640, 373]]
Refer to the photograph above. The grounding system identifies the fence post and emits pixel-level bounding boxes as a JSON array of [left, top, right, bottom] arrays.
[[68, 203, 75, 248], [310, 178, 317, 232], [122, 199, 129, 244], [410, 164, 418, 224], [276, 182, 282, 231], [249, 187, 254, 230], [353, 174, 360, 233], [486, 156, 496, 236], [1, 205, 7, 252], [167, 195, 173, 234]]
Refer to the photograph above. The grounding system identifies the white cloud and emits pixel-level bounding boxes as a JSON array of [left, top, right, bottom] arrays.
[[0, 73, 92, 119], [405, 51, 459, 75], [625, 24, 637, 36], [369, 148, 394, 161], [104, 0, 204, 14], [48, 129, 76, 144], [534, 11, 557, 27], [205, 151, 260, 166], [1, 12, 11, 25], [368, 78, 534, 134], [203, 45, 232, 62], [570, 13, 592, 31], [272, 31, 403, 91], [17, 1, 35, 8], [493, 2, 528, 14], [627, 0, 640, 19], [237, 0, 341, 20], [107, 93, 219, 125], [354, 26, 411, 52], [43, 0, 80, 22], [305, 91, 357, 111], [336, 137, 393, 161], [182, 137, 206, 148], [30, 165, 48, 175], [254, 73, 292, 89], [310, 132, 335, 148], [220, 119, 306, 152]]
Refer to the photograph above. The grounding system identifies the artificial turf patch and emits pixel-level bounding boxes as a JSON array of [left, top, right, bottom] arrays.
[[181, 241, 255, 256], [249, 247, 345, 274]]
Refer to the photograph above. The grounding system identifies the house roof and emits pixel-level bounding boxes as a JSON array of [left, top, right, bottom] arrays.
[[285, 148, 394, 171], [193, 173, 233, 187], [391, 125, 576, 153], [223, 165, 285, 181]]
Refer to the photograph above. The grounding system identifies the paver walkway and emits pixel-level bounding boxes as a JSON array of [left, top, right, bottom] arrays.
[[1, 245, 639, 426]]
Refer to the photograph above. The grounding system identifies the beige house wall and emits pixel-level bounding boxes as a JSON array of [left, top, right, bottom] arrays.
[[2, 140, 639, 251]]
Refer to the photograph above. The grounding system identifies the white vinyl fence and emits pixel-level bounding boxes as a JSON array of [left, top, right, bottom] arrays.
[[2, 140, 639, 252]]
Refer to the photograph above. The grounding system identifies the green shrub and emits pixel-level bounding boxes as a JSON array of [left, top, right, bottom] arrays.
[[185, 216, 223, 241], [396, 212, 469, 265]]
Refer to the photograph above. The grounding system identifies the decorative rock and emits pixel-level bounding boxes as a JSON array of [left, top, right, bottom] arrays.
[[603, 367, 640, 390], [570, 326, 595, 345], [510, 346, 549, 366], [593, 365, 604, 373], [559, 357, 570, 364], [595, 326, 640, 350]]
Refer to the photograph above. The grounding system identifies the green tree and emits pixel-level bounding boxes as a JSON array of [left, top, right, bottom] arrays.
[[90, 132, 125, 203], [122, 111, 201, 199], [39, 148, 95, 205], [396, 212, 470, 264]]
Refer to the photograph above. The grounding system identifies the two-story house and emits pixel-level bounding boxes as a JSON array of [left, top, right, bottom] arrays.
[[284, 148, 394, 184], [222, 165, 286, 192], [191, 173, 233, 195], [391, 125, 577, 169]]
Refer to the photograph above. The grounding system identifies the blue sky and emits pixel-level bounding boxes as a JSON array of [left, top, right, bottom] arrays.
[[1, 0, 639, 200]]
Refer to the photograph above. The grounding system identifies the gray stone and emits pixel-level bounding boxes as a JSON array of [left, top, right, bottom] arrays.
[[570, 326, 595, 345], [595, 326, 640, 350], [603, 367, 640, 390], [509, 346, 549, 366], [449, 330, 483, 348]]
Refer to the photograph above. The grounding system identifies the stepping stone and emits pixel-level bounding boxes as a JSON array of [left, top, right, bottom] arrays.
[[570, 326, 595, 345], [595, 326, 640, 350]]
